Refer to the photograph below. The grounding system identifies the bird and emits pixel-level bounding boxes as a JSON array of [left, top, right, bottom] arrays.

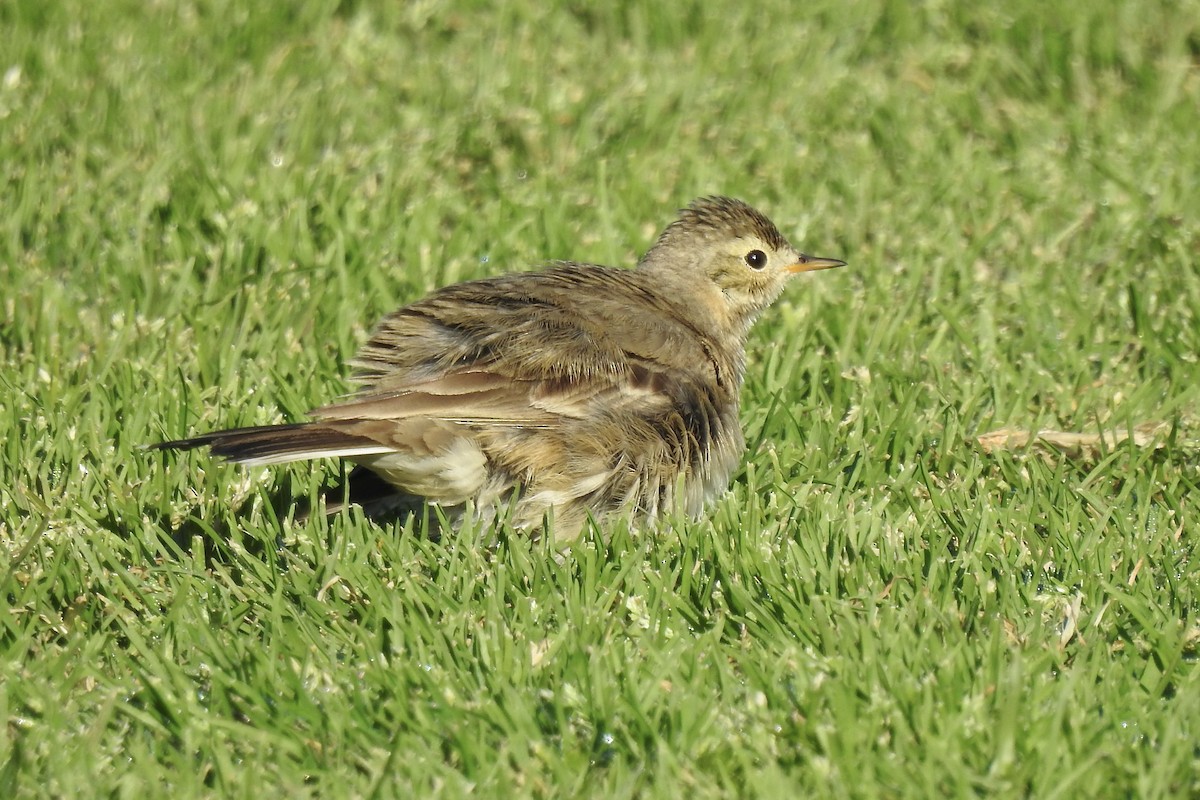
[[154, 196, 845, 541]]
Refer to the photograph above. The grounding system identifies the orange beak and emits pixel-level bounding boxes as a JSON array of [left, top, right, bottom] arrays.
[[788, 255, 847, 273]]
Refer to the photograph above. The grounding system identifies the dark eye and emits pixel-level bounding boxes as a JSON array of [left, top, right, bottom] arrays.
[[744, 249, 767, 270]]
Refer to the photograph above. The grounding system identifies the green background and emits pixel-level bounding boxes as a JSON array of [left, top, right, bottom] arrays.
[[2, 1, 1198, 796]]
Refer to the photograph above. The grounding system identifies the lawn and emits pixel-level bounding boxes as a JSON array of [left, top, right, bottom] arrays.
[[2, 0, 1199, 796]]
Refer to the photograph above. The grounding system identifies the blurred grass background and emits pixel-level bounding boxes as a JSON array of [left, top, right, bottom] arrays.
[[2, 0, 1199, 796]]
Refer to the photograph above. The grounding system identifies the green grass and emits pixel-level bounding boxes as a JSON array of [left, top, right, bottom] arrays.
[[3, 0, 1199, 796]]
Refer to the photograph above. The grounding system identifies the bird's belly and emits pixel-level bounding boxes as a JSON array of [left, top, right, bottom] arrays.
[[354, 437, 488, 506]]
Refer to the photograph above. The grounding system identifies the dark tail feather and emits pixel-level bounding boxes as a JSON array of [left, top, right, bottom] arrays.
[[155, 426, 447, 533], [151, 422, 384, 465]]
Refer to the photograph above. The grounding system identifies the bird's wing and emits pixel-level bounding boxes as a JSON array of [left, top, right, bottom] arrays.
[[297, 362, 691, 508], [310, 363, 679, 428], [311, 370, 566, 427]]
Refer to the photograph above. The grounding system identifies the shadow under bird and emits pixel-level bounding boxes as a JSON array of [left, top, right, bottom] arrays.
[[154, 196, 845, 540]]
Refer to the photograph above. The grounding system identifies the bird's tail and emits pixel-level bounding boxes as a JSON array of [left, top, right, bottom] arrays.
[[151, 423, 393, 466]]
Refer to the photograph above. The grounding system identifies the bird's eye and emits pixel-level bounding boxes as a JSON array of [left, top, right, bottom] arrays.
[[744, 250, 767, 270]]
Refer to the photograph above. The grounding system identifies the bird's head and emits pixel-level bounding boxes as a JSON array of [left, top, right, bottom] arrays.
[[637, 196, 844, 334]]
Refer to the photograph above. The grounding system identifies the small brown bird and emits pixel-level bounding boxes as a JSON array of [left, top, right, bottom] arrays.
[[155, 197, 844, 540]]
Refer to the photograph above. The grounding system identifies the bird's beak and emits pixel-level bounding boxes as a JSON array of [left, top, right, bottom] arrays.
[[788, 255, 847, 274]]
